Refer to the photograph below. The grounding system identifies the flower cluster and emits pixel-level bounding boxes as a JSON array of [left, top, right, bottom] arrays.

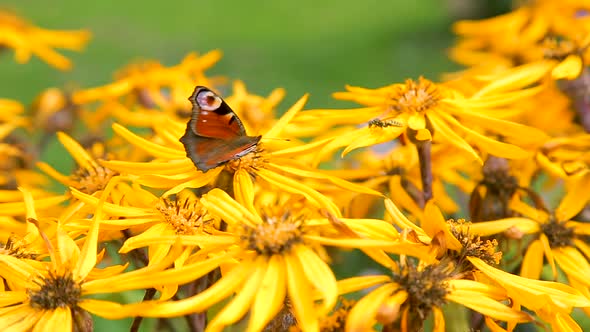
[[2, 3, 590, 332]]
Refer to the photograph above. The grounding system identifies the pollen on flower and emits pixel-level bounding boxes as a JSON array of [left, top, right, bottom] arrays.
[[28, 271, 81, 310], [225, 146, 267, 174], [72, 164, 117, 195], [319, 298, 356, 331], [542, 37, 580, 61], [0, 235, 37, 259], [392, 261, 450, 320], [156, 197, 213, 235], [540, 217, 575, 248], [391, 77, 441, 114], [450, 220, 503, 267], [240, 206, 304, 255]]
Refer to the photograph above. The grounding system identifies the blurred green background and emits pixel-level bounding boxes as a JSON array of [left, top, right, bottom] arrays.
[[1, 1, 518, 331], [0, 0, 507, 109]]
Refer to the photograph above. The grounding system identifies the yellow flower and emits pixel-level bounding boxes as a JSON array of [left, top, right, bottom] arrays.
[[0, 11, 90, 70], [224, 80, 286, 134], [100, 93, 380, 218], [325, 144, 469, 218], [451, 1, 590, 78], [37, 132, 118, 196], [0, 192, 127, 331], [71, 51, 222, 125], [91, 189, 426, 332], [470, 257, 590, 332], [537, 134, 590, 217], [462, 193, 590, 317], [300, 75, 548, 164], [339, 260, 530, 331], [71, 186, 219, 267]]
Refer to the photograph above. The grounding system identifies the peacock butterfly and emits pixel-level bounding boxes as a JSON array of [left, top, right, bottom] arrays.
[[180, 86, 262, 172]]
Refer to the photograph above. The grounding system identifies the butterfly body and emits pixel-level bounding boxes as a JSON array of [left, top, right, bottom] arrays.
[[180, 86, 261, 172]]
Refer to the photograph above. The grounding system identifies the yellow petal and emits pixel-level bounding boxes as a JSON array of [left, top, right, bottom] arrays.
[[201, 188, 260, 226], [267, 163, 383, 197], [248, 255, 287, 332], [552, 55, 583, 80], [234, 168, 256, 213], [556, 174, 590, 221], [336, 275, 391, 295], [446, 291, 530, 322], [285, 251, 319, 332], [112, 123, 185, 159], [208, 256, 267, 330], [57, 132, 96, 171], [257, 168, 341, 217], [346, 283, 398, 331], [264, 94, 308, 139], [293, 245, 337, 315], [520, 239, 544, 279]]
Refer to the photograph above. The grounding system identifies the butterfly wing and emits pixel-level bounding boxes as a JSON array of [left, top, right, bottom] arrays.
[[180, 86, 262, 172], [180, 128, 261, 172], [187, 86, 248, 139]]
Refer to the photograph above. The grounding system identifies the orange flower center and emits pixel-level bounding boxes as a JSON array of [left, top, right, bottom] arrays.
[[391, 77, 441, 114]]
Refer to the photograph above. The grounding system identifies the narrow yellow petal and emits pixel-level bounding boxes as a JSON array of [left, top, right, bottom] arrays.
[[285, 251, 319, 332], [257, 168, 341, 217], [264, 94, 308, 139], [429, 113, 482, 164], [201, 188, 260, 226], [56, 132, 96, 170], [0, 305, 40, 331], [34, 162, 75, 187], [438, 111, 529, 159], [37, 307, 72, 332], [553, 247, 590, 287], [556, 174, 590, 221], [69, 188, 153, 217], [472, 61, 552, 98], [520, 239, 544, 280], [432, 306, 445, 332], [346, 283, 398, 331], [267, 163, 383, 197], [384, 198, 425, 235], [0, 291, 28, 306], [336, 275, 391, 295], [248, 255, 287, 332], [112, 123, 185, 159], [460, 218, 539, 237], [423, 201, 462, 251], [293, 245, 337, 315], [208, 256, 267, 330], [234, 168, 256, 213], [552, 55, 583, 80], [163, 168, 222, 196], [446, 291, 530, 322]]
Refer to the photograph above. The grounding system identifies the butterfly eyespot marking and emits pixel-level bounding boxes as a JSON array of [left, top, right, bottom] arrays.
[[196, 90, 222, 111]]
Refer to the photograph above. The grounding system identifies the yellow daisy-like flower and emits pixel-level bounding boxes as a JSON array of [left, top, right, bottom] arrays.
[[339, 259, 531, 332], [70, 186, 220, 267], [463, 194, 590, 314], [91, 188, 428, 332], [359, 198, 589, 331], [0, 11, 90, 70], [0, 190, 123, 331], [37, 132, 118, 196], [101, 93, 380, 218], [299, 74, 548, 164]]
